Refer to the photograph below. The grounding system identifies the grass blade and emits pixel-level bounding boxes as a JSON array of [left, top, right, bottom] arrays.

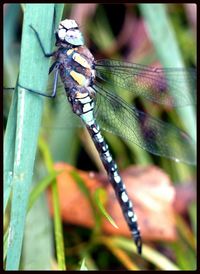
[[112, 236, 180, 270], [4, 86, 18, 212], [94, 188, 118, 229], [38, 136, 66, 270], [5, 4, 63, 270], [139, 4, 196, 141]]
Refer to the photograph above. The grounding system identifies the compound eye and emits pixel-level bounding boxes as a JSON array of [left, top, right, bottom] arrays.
[[58, 29, 67, 40]]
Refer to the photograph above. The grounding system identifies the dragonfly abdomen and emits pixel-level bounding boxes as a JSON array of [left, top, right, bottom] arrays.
[[88, 124, 142, 254], [69, 91, 142, 254]]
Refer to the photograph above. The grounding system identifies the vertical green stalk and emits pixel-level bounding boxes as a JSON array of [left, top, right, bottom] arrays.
[[4, 85, 18, 212], [5, 4, 63, 270], [38, 137, 66, 270], [139, 4, 196, 142]]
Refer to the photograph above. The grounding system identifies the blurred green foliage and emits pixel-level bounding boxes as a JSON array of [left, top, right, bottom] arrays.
[[4, 3, 196, 270]]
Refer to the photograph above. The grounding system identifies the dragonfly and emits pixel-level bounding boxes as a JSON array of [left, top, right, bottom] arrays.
[[10, 19, 196, 255]]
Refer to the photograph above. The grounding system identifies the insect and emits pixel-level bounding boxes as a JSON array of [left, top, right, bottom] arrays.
[[15, 19, 196, 254]]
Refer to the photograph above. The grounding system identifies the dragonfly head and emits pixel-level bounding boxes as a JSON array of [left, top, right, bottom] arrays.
[[56, 19, 84, 47]]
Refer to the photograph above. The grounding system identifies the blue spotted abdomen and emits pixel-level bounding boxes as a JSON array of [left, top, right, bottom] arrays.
[[71, 93, 142, 254]]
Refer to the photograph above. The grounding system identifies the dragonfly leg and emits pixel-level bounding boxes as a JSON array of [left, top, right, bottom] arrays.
[[17, 82, 55, 98], [4, 87, 15, 91], [18, 66, 59, 98], [6, 66, 59, 98], [29, 25, 55, 57], [52, 5, 58, 33], [51, 68, 59, 97], [49, 61, 60, 74]]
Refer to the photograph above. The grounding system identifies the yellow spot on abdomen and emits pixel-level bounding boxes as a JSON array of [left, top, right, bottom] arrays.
[[76, 92, 88, 98], [70, 70, 86, 86]]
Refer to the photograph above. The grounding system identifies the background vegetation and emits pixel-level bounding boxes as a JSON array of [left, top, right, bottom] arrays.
[[4, 3, 196, 270]]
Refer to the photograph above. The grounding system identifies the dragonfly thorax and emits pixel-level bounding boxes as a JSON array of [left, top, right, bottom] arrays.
[[56, 45, 96, 98], [55, 19, 84, 47]]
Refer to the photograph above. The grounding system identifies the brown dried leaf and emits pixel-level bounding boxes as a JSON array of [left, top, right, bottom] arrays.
[[173, 182, 196, 214], [103, 166, 176, 241], [47, 163, 177, 242]]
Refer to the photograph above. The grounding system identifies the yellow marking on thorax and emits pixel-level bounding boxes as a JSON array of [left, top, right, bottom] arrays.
[[73, 53, 90, 69], [70, 70, 86, 86], [67, 48, 75, 56]]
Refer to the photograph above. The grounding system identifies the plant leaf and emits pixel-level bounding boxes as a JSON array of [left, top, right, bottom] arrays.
[[94, 188, 118, 229]]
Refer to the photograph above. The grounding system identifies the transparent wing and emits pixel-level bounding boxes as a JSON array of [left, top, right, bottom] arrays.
[[95, 59, 196, 107], [93, 83, 196, 165]]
